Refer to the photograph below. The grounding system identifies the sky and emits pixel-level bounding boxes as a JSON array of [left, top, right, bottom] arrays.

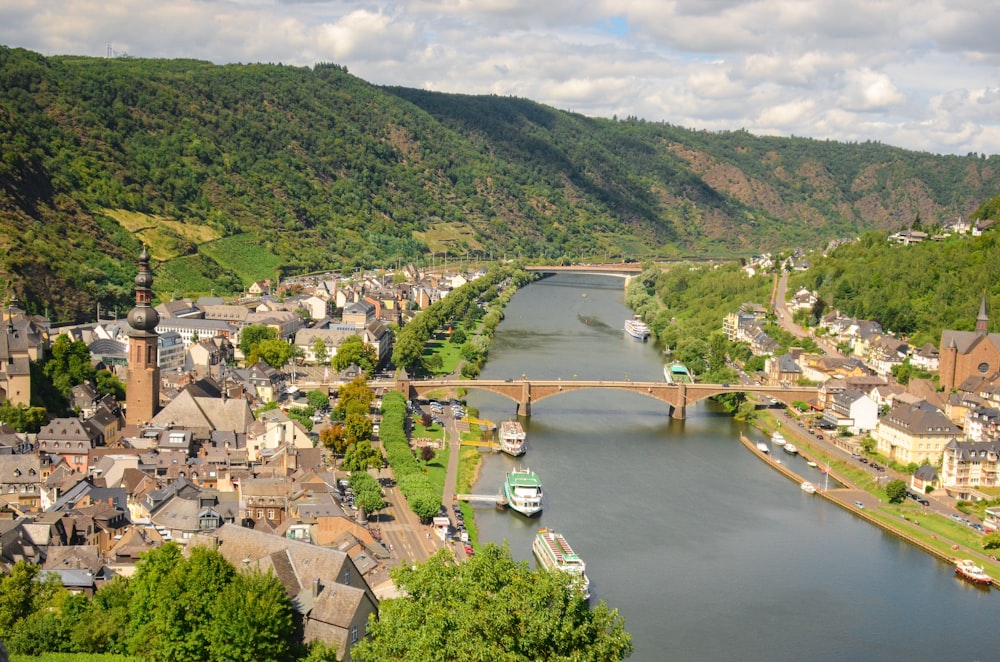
[[2, 0, 999, 156]]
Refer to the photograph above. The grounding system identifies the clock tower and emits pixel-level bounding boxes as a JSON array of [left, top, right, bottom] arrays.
[[126, 246, 160, 425]]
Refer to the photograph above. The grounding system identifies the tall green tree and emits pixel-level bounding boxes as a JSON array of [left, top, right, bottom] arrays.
[[311, 336, 329, 365], [353, 545, 632, 662], [0, 400, 48, 433], [254, 337, 297, 370], [0, 561, 63, 643], [333, 335, 378, 372], [239, 324, 278, 361], [208, 569, 295, 662], [42, 335, 96, 397]]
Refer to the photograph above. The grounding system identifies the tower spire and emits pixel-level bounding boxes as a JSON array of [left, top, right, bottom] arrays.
[[976, 291, 989, 336]]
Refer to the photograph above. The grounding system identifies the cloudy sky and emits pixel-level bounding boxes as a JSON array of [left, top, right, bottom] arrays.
[[3, 0, 999, 156]]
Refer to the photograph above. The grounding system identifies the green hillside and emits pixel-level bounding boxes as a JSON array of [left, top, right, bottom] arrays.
[[1, 46, 998, 323]]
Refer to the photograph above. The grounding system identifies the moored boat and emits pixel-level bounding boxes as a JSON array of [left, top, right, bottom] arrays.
[[663, 361, 695, 384], [955, 559, 992, 586], [801, 481, 817, 494], [503, 468, 543, 517], [624, 317, 651, 341], [756, 442, 770, 454], [533, 528, 591, 599], [771, 431, 786, 446], [807, 461, 818, 468], [783, 443, 799, 455], [499, 420, 527, 456]]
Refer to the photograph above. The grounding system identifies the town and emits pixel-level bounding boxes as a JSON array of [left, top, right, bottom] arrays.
[[1, 236, 1000, 659]]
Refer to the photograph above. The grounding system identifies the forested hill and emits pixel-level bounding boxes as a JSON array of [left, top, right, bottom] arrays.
[[1, 46, 999, 323]]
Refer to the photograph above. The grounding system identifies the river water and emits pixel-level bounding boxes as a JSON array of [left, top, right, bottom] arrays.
[[466, 273, 994, 662]]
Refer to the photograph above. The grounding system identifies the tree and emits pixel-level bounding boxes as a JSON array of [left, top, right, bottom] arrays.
[[420, 445, 436, 465], [333, 335, 377, 372], [333, 375, 374, 420], [208, 569, 295, 662], [311, 336, 329, 365], [343, 439, 381, 472], [450, 327, 466, 345], [255, 338, 297, 370], [0, 400, 48, 433], [982, 533, 1000, 550], [352, 545, 632, 662], [320, 423, 349, 456], [0, 561, 64, 643], [239, 324, 277, 359], [422, 353, 444, 374], [42, 335, 96, 397], [95, 369, 126, 400], [885, 478, 907, 504], [307, 389, 329, 411]]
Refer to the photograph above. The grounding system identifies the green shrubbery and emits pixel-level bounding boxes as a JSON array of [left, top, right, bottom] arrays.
[[380, 392, 441, 521]]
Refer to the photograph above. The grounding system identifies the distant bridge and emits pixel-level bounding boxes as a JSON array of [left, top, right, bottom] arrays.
[[525, 264, 643, 287], [396, 376, 817, 420]]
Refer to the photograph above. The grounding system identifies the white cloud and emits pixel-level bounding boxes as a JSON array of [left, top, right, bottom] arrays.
[[0, 0, 997, 154], [840, 68, 907, 111]]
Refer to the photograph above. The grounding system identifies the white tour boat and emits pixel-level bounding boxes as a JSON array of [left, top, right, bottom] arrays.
[[624, 317, 651, 341], [534, 528, 591, 599], [502, 468, 543, 517], [499, 420, 527, 456]]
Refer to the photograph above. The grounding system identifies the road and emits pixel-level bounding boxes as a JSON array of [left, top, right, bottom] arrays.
[[775, 271, 843, 357]]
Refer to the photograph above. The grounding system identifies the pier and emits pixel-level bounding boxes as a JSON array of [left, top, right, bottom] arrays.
[[454, 493, 508, 508]]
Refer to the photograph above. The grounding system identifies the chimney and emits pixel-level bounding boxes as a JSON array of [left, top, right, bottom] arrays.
[[312, 577, 321, 598]]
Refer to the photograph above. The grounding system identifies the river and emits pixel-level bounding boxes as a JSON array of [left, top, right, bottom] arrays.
[[465, 273, 995, 662]]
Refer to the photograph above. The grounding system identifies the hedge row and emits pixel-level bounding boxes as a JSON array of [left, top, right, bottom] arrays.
[[380, 391, 442, 521]]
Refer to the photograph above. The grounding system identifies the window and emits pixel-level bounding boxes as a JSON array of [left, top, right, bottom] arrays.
[[979, 362, 990, 374], [267, 509, 276, 520], [344, 568, 351, 585], [350, 625, 359, 643], [256, 509, 264, 519]]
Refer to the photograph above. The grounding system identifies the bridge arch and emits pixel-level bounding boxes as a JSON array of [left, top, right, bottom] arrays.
[[397, 377, 817, 420]]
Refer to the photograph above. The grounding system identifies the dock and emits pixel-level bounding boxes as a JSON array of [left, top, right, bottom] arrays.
[[454, 493, 508, 508], [459, 439, 501, 451]]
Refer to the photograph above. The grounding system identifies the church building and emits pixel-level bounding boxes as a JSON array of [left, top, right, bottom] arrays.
[[939, 294, 1000, 393]]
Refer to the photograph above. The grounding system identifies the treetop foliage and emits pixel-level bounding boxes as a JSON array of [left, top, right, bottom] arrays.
[[352, 544, 633, 662]]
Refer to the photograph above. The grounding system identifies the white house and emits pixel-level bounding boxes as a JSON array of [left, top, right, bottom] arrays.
[[822, 388, 879, 434]]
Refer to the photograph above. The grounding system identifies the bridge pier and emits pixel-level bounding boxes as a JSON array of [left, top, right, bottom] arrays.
[[672, 384, 686, 420], [519, 381, 531, 417]]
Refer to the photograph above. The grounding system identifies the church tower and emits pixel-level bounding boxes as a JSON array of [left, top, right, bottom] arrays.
[[126, 247, 160, 425], [976, 292, 989, 336]]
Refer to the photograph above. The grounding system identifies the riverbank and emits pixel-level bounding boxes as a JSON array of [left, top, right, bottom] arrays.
[[744, 416, 1000, 588]]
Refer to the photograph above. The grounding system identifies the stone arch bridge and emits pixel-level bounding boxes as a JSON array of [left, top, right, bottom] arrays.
[[395, 377, 817, 419]]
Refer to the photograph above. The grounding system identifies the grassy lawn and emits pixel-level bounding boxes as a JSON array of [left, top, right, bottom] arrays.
[[457, 443, 483, 546], [419, 444, 450, 497], [421, 334, 463, 376]]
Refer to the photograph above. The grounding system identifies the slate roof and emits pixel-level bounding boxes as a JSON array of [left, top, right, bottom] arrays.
[[881, 401, 961, 436], [149, 389, 254, 433], [940, 330, 1000, 355]]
